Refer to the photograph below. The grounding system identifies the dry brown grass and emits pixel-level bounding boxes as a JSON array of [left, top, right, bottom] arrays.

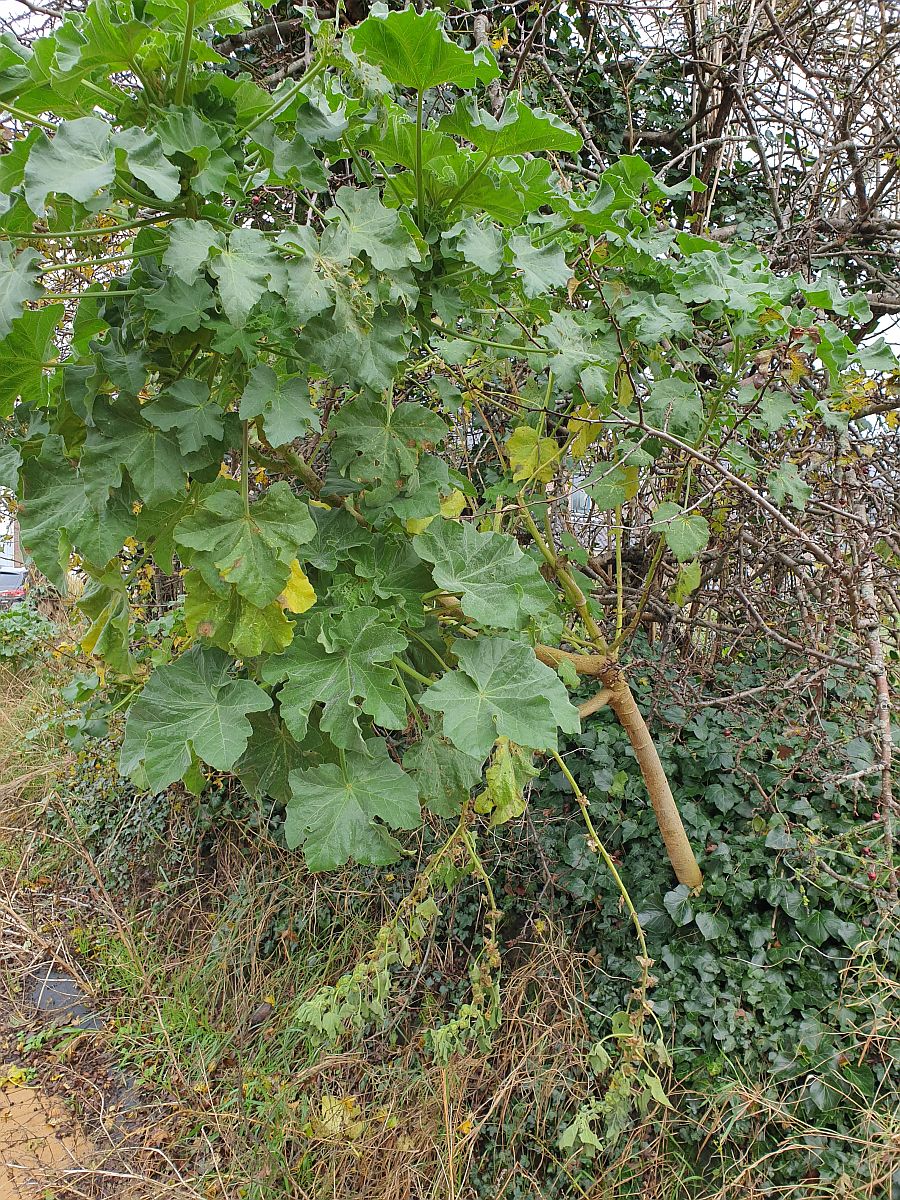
[[1, 665, 898, 1199], [0, 661, 69, 814]]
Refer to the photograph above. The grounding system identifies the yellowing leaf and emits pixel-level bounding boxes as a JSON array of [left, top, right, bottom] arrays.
[[506, 425, 557, 483], [278, 560, 317, 613], [405, 515, 435, 535], [439, 488, 467, 518], [473, 737, 539, 826], [313, 1094, 366, 1141], [316, 1094, 346, 1138], [617, 368, 634, 408], [567, 403, 604, 460], [783, 347, 808, 385], [1, 1063, 31, 1089]]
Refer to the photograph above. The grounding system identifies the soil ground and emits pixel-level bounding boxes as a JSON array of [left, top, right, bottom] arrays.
[[1, 871, 190, 1199]]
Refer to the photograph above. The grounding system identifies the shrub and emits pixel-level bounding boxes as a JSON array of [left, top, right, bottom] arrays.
[[0, 601, 55, 662]]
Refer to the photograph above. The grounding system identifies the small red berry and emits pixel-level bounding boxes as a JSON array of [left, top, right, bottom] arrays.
[[868, 870, 877, 881], [251, 194, 261, 206], [873, 812, 882, 821], [862, 847, 873, 857]]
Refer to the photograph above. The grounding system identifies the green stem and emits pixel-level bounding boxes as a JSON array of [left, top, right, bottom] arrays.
[[518, 493, 608, 649], [81, 79, 130, 110], [611, 530, 666, 652], [432, 325, 552, 355], [40, 245, 162, 273], [169, 344, 202, 385], [244, 58, 326, 134], [106, 684, 143, 715], [116, 177, 182, 211], [382, 169, 408, 209], [614, 505, 624, 643], [241, 420, 250, 516], [443, 147, 496, 216], [1, 104, 54, 130], [44, 289, 140, 300], [517, 496, 560, 569], [405, 627, 451, 673], [393, 656, 435, 686], [393, 664, 425, 733], [174, 0, 197, 106], [549, 748, 650, 992], [29, 217, 179, 241], [415, 89, 426, 222], [343, 138, 373, 186], [461, 826, 500, 920]]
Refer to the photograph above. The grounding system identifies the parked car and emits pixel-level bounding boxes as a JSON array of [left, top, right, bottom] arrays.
[[0, 566, 27, 610]]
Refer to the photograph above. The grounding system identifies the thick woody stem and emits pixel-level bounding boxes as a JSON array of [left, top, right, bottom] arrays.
[[854, 502, 898, 900], [535, 652, 703, 888], [578, 688, 613, 718], [443, 595, 704, 887], [605, 679, 703, 889], [473, 14, 503, 116]]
